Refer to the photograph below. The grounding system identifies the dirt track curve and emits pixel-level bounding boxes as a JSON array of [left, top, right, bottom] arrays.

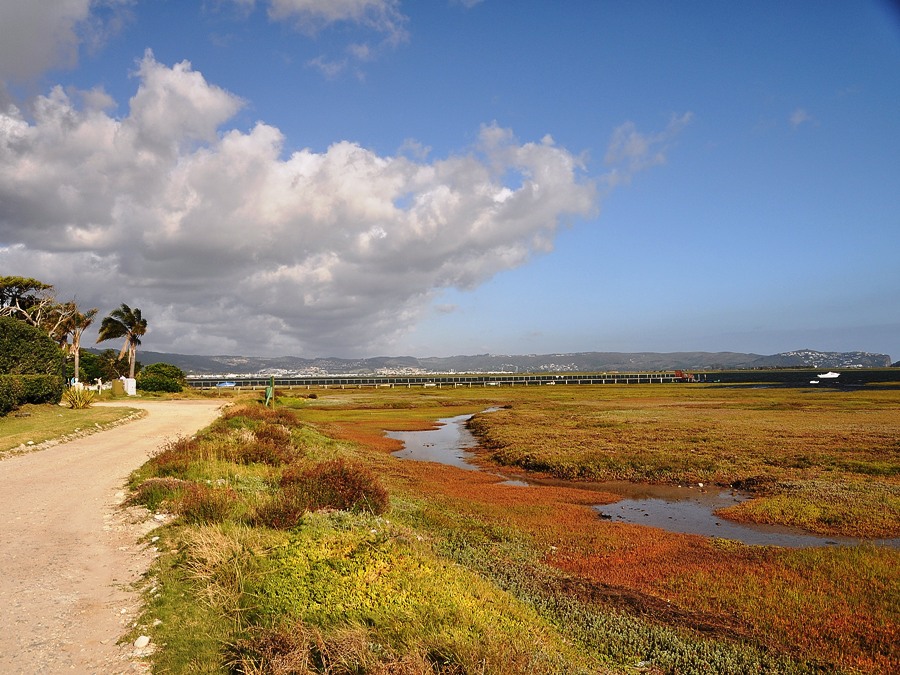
[[0, 399, 224, 674]]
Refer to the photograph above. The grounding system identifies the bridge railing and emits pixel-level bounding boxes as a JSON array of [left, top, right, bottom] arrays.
[[187, 372, 686, 390]]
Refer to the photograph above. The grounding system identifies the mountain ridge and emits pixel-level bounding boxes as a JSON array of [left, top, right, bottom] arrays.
[[93, 348, 894, 376]]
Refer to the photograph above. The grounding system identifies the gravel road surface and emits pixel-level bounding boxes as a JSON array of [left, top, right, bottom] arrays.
[[0, 399, 224, 674]]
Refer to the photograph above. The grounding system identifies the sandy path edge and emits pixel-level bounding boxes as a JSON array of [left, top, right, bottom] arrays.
[[0, 399, 225, 674]]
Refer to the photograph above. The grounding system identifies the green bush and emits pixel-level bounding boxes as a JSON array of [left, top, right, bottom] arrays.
[[137, 374, 183, 392], [0, 376, 24, 416], [0, 316, 64, 375], [137, 362, 186, 392], [0, 316, 64, 416], [140, 362, 187, 383], [21, 375, 64, 404], [0, 374, 63, 415], [281, 459, 389, 515]]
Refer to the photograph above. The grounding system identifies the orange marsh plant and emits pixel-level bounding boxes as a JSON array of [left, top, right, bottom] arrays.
[[301, 385, 899, 672]]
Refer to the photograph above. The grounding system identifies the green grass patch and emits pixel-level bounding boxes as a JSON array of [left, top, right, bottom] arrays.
[[718, 480, 900, 538], [392, 496, 824, 675], [247, 510, 599, 674], [0, 402, 141, 454], [130, 525, 260, 674]]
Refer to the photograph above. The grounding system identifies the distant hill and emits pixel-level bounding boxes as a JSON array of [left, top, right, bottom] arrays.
[[748, 349, 893, 369], [95, 348, 893, 376]]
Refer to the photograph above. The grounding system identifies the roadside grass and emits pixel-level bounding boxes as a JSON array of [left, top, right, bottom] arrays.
[[244, 511, 601, 674], [0, 402, 140, 454], [128, 403, 615, 673]]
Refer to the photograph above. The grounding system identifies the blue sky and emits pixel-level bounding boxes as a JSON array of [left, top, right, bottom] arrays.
[[1, 1, 898, 360]]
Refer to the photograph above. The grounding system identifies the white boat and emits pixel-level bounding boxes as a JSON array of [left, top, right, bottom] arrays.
[[817, 371, 840, 379]]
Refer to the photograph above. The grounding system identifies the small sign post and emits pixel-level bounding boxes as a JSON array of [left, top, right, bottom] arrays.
[[264, 376, 275, 408]]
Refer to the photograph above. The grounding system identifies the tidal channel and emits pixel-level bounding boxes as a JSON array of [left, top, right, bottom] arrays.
[[388, 412, 899, 549]]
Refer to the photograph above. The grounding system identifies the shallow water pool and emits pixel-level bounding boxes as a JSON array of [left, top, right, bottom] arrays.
[[388, 412, 899, 548]]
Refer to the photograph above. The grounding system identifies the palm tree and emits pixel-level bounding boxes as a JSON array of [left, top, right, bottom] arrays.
[[66, 306, 98, 382], [96, 304, 147, 379]]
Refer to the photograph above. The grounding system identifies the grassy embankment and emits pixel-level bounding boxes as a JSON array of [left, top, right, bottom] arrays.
[[0, 385, 241, 456], [122, 384, 897, 673], [0, 402, 141, 455]]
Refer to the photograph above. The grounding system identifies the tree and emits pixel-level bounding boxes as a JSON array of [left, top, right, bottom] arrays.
[[74, 351, 102, 382], [0, 276, 53, 318], [61, 306, 98, 382], [95, 349, 135, 380], [0, 276, 74, 335], [0, 276, 81, 347], [96, 304, 148, 379]]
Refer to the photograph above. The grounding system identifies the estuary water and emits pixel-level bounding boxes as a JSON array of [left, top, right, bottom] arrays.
[[388, 412, 899, 549], [387, 413, 481, 471]]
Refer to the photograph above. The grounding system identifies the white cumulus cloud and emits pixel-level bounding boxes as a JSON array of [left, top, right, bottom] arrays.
[[0, 54, 610, 356]]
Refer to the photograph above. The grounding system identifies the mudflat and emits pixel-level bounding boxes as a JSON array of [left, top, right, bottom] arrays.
[[0, 399, 223, 674]]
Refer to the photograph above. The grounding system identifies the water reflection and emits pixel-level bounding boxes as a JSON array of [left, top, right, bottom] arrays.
[[388, 413, 899, 548], [387, 414, 481, 471]]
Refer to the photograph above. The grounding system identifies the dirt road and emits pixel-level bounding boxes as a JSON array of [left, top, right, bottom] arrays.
[[0, 399, 224, 674]]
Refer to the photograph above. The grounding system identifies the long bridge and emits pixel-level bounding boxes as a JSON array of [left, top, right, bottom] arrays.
[[187, 371, 692, 390]]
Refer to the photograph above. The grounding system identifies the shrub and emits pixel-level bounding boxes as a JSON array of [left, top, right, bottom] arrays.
[[281, 459, 389, 515], [179, 483, 239, 524], [230, 440, 296, 466], [137, 374, 183, 392], [0, 316, 64, 376], [253, 423, 292, 447], [228, 623, 429, 675], [254, 461, 389, 530], [21, 375, 64, 404], [216, 423, 298, 466], [223, 405, 298, 427], [62, 386, 96, 409], [0, 373, 64, 416], [132, 480, 240, 525], [0, 376, 24, 416], [236, 423, 300, 465], [151, 436, 199, 477], [140, 362, 187, 384], [128, 477, 191, 510], [252, 490, 308, 530]]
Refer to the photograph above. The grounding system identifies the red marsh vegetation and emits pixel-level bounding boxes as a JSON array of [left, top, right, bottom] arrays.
[[297, 384, 899, 672]]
